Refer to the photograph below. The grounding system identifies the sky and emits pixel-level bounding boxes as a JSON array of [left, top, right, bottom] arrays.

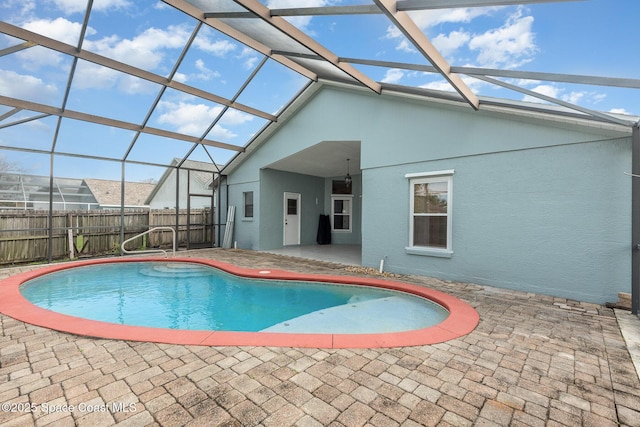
[[0, 0, 639, 182]]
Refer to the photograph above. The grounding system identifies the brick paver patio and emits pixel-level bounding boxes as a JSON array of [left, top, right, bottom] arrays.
[[1, 249, 639, 426]]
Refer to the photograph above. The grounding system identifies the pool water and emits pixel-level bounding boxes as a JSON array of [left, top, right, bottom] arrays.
[[20, 261, 449, 334]]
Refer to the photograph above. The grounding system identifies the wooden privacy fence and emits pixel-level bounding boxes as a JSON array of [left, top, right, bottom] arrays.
[[0, 209, 215, 265]]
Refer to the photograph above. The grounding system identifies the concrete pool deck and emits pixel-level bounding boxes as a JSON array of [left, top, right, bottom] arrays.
[[1, 248, 639, 426]]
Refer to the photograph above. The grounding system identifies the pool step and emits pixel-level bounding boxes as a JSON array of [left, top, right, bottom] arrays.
[[139, 263, 210, 277], [261, 296, 447, 334]]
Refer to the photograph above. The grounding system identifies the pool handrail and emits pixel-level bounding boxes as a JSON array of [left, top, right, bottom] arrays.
[[121, 226, 176, 258]]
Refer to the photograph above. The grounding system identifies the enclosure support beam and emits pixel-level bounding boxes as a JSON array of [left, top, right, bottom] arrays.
[[233, 0, 381, 93], [187, 171, 191, 250], [175, 166, 180, 250], [372, 0, 479, 109], [47, 154, 54, 264], [0, 95, 245, 152], [216, 176, 222, 248], [632, 124, 640, 316], [0, 21, 275, 122], [120, 161, 126, 256]]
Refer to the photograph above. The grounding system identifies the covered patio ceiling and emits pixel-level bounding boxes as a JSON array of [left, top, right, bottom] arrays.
[[265, 141, 361, 178], [1, 0, 639, 181]]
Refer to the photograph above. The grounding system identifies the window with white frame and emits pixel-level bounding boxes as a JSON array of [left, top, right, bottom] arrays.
[[331, 195, 353, 232], [243, 191, 253, 218], [407, 171, 453, 254]]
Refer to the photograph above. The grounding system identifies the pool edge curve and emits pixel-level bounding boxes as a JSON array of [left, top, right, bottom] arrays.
[[0, 257, 479, 349]]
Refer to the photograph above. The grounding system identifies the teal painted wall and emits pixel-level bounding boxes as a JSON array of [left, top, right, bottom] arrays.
[[227, 85, 632, 303], [225, 179, 259, 249], [259, 169, 325, 250], [362, 137, 630, 303]]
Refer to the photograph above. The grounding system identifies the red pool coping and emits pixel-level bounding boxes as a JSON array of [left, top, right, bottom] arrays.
[[0, 257, 479, 349]]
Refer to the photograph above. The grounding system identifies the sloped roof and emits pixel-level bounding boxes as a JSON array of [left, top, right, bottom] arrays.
[[144, 159, 222, 205], [83, 179, 155, 208], [181, 159, 221, 188]]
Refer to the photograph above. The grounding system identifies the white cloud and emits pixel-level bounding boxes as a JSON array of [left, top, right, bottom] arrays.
[[23, 17, 85, 44], [385, 7, 537, 70], [0, 69, 58, 103], [173, 58, 223, 85], [419, 79, 453, 92], [521, 84, 606, 107], [432, 30, 471, 57], [173, 72, 188, 83], [562, 91, 586, 105], [219, 109, 254, 126], [207, 126, 237, 141], [386, 7, 498, 41], [381, 69, 404, 84], [243, 56, 259, 70], [16, 17, 88, 70], [157, 102, 218, 136], [590, 92, 607, 104], [118, 75, 158, 95], [193, 37, 236, 57], [522, 84, 558, 102], [235, 46, 260, 70], [73, 59, 158, 95], [513, 78, 541, 86], [193, 59, 220, 81], [84, 25, 191, 70], [610, 108, 631, 115], [419, 75, 483, 93], [17, 17, 233, 94], [156, 101, 254, 138], [153, 1, 170, 10], [468, 9, 537, 68], [16, 45, 66, 71], [51, 0, 132, 15], [72, 61, 119, 90], [396, 39, 415, 54], [16, 17, 194, 88], [1, 0, 36, 18], [69, 24, 194, 91], [564, 90, 605, 106]]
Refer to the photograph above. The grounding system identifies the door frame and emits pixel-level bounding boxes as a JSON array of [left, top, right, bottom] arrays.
[[283, 192, 301, 246]]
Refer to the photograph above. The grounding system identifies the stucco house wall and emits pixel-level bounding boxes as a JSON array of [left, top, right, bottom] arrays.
[[226, 180, 259, 250], [225, 84, 632, 303], [363, 137, 630, 303]]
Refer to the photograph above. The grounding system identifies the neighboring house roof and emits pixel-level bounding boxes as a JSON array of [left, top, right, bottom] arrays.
[[0, 174, 155, 209], [144, 159, 222, 205], [183, 159, 220, 189], [1, 174, 91, 208], [83, 178, 155, 208]]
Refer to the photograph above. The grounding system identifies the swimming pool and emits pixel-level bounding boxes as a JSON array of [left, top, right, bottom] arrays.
[[0, 257, 479, 348], [21, 261, 449, 333]]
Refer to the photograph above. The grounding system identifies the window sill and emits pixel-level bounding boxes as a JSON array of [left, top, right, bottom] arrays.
[[405, 247, 453, 258], [241, 218, 253, 222]]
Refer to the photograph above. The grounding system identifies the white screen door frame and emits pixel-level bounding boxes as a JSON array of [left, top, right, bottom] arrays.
[[283, 192, 301, 246]]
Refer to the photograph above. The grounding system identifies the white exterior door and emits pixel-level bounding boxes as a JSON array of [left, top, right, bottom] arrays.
[[283, 192, 301, 246]]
